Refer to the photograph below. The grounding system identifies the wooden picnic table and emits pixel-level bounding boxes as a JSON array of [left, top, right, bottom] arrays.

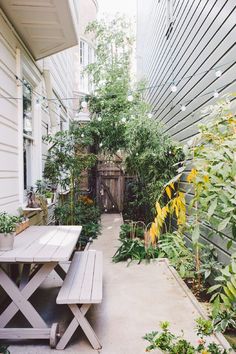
[[0, 225, 82, 346]]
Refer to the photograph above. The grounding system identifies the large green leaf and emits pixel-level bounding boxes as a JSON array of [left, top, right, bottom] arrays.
[[207, 198, 218, 218], [218, 217, 231, 232], [192, 224, 200, 244]]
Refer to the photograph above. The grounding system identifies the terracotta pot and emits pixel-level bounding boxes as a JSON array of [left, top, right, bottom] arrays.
[[0, 232, 15, 251]]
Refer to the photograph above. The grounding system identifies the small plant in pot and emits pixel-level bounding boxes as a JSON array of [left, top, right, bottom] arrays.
[[0, 212, 18, 251]]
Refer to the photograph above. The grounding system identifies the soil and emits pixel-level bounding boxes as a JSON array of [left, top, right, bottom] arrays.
[[184, 278, 211, 302], [184, 278, 236, 349]]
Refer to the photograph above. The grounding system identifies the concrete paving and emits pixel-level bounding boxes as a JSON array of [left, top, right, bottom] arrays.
[[7, 214, 230, 354]]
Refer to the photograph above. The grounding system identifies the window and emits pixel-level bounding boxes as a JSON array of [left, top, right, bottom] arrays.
[[23, 80, 34, 191], [80, 40, 85, 65], [166, 0, 174, 38], [79, 39, 95, 93]]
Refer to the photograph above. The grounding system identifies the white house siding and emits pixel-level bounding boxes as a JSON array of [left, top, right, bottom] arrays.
[[137, 0, 236, 263], [0, 12, 22, 213], [74, 0, 98, 100], [40, 48, 75, 124], [0, 6, 77, 214]]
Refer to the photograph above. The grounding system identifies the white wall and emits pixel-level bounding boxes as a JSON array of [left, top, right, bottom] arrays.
[[0, 12, 22, 213], [0, 0, 90, 215]]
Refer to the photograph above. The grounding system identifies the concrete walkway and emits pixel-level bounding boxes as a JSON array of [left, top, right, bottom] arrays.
[[8, 214, 230, 354]]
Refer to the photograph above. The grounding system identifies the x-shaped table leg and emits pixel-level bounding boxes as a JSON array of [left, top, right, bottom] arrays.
[[0, 262, 57, 329], [56, 304, 102, 350]]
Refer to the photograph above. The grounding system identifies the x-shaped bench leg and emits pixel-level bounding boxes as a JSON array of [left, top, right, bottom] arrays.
[[0, 263, 57, 329], [56, 304, 102, 350]]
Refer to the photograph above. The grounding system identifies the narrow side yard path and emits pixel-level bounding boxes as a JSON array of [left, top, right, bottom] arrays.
[[9, 214, 230, 354]]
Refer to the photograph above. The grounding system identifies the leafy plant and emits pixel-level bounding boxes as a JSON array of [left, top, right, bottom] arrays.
[[124, 116, 184, 224], [82, 17, 184, 223], [55, 196, 101, 248], [198, 245, 222, 284], [112, 237, 159, 264], [149, 99, 236, 299], [85, 16, 134, 154], [158, 232, 195, 278], [35, 179, 48, 195], [119, 222, 145, 240], [185, 101, 236, 245], [149, 184, 186, 243], [195, 317, 214, 337], [212, 310, 236, 333], [144, 319, 231, 353], [0, 212, 19, 234], [43, 127, 97, 225], [208, 254, 236, 319]]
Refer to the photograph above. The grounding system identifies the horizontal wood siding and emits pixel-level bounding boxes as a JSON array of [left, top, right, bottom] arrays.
[[0, 14, 19, 213], [137, 0, 236, 263]]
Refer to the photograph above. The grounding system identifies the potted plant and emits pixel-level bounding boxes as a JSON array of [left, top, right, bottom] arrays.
[[45, 190, 53, 205], [0, 212, 18, 251]]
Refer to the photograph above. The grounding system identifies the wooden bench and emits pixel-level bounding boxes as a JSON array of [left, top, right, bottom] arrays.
[[56, 250, 103, 350]]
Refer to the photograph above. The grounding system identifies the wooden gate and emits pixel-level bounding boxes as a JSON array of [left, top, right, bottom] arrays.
[[96, 156, 124, 213]]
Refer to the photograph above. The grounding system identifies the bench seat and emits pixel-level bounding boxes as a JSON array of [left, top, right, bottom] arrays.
[[56, 250, 103, 350]]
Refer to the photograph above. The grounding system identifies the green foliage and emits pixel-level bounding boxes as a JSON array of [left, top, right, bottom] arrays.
[[144, 320, 231, 353], [198, 245, 222, 284], [119, 222, 145, 239], [158, 232, 195, 278], [184, 100, 236, 245], [0, 212, 19, 234], [195, 317, 214, 337], [123, 116, 184, 223], [213, 310, 236, 333], [55, 196, 101, 247], [208, 254, 236, 317], [83, 16, 183, 224], [35, 179, 48, 194], [112, 237, 159, 264], [85, 16, 135, 153], [43, 128, 96, 191], [43, 126, 97, 225]]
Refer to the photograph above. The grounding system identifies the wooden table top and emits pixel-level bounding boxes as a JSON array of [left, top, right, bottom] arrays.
[[0, 226, 82, 263]]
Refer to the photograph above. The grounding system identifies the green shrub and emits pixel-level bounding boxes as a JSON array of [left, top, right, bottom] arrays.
[[55, 196, 101, 247], [0, 212, 19, 234], [158, 232, 195, 278], [119, 222, 145, 239], [144, 319, 231, 353], [112, 237, 159, 264]]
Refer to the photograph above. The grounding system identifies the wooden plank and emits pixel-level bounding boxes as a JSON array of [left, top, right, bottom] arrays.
[[67, 251, 91, 303], [0, 263, 56, 328], [91, 251, 103, 303], [0, 267, 47, 328], [19, 264, 31, 291], [78, 251, 96, 303], [51, 226, 82, 262], [33, 227, 71, 262], [101, 179, 119, 211], [69, 304, 102, 350], [56, 304, 90, 350], [56, 252, 87, 304], [0, 328, 50, 339], [0, 226, 50, 262], [57, 250, 103, 304], [15, 228, 59, 262]]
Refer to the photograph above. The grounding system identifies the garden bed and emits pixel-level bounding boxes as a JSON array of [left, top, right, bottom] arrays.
[[166, 259, 232, 351]]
